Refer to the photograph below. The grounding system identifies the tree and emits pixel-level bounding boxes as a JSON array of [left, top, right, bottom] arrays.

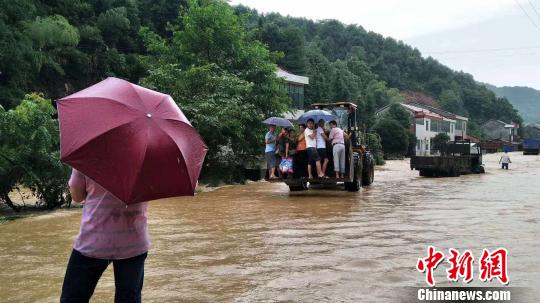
[[387, 103, 411, 129], [259, 23, 306, 74], [432, 133, 450, 153], [366, 133, 384, 165], [372, 118, 409, 156], [26, 15, 80, 49], [331, 59, 360, 101], [140, 0, 290, 179], [304, 43, 335, 103], [0, 93, 70, 211]]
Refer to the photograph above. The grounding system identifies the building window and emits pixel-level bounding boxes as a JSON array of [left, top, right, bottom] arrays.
[[416, 118, 424, 125], [442, 121, 450, 133], [426, 120, 430, 131], [456, 120, 466, 133], [431, 120, 441, 132], [286, 83, 304, 110]]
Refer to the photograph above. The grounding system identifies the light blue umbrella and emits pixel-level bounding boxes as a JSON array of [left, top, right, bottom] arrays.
[[263, 117, 294, 128], [297, 110, 337, 124]]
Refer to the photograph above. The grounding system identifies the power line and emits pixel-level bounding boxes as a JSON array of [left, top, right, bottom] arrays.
[[423, 45, 540, 55], [527, 0, 540, 21], [431, 50, 540, 61], [513, 0, 540, 32]]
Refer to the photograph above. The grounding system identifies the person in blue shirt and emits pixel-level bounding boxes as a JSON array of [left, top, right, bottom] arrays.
[[265, 125, 278, 178]]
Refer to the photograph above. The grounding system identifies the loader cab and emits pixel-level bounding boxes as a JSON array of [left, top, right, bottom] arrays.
[[309, 102, 362, 148]]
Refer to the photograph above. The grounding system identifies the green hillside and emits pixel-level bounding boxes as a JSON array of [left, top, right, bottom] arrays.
[[0, 0, 525, 157], [235, 6, 523, 136], [484, 84, 540, 123]]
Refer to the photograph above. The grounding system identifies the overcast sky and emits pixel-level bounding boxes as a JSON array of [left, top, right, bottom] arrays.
[[230, 0, 540, 89]]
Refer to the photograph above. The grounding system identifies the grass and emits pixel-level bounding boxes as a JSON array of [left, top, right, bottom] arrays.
[[0, 214, 26, 224]]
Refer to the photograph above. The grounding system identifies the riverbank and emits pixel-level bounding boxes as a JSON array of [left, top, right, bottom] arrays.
[[0, 182, 230, 224]]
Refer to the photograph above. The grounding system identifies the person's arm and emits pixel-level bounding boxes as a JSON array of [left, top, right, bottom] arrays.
[[285, 142, 289, 158], [308, 130, 316, 139], [69, 169, 87, 203], [299, 133, 305, 141], [320, 129, 329, 141], [265, 134, 275, 144]]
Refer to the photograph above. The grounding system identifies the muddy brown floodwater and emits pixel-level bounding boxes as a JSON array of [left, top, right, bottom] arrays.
[[1, 153, 539, 302]]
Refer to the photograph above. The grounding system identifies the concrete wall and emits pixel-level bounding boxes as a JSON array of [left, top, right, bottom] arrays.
[[414, 117, 456, 155]]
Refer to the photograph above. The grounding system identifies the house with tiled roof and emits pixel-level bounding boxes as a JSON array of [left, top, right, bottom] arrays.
[[482, 120, 519, 142], [375, 102, 467, 156], [275, 67, 309, 120]]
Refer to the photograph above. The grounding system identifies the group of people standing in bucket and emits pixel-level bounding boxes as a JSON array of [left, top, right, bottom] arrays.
[[265, 118, 348, 179]]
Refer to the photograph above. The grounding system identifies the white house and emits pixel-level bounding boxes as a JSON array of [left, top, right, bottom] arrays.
[[275, 67, 309, 120], [376, 103, 465, 156]]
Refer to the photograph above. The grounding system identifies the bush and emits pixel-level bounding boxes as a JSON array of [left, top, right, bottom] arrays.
[[366, 133, 385, 165], [432, 133, 451, 153], [140, 0, 290, 182], [372, 118, 409, 157], [0, 93, 70, 211]]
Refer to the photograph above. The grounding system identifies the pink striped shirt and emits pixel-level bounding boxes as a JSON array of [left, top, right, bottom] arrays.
[[329, 127, 345, 145], [69, 169, 149, 260]]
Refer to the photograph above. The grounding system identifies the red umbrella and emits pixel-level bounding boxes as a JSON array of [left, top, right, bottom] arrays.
[[57, 77, 208, 204]]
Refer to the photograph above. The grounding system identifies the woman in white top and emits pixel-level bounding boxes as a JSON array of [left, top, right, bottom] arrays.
[[316, 119, 330, 177]]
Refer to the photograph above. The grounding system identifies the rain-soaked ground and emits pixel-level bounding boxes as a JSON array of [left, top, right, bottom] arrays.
[[0, 152, 539, 302]]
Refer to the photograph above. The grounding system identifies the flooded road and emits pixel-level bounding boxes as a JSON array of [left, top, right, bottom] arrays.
[[1, 152, 539, 302]]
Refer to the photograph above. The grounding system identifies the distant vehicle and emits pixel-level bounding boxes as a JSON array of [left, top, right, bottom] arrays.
[[410, 140, 485, 177], [522, 139, 540, 155], [270, 102, 375, 192]]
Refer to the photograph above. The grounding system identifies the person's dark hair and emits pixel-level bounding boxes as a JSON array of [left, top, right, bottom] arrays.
[[288, 128, 295, 134], [299, 123, 306, 129], [307, 118, 314, 123], [329, 120, 337, 126]]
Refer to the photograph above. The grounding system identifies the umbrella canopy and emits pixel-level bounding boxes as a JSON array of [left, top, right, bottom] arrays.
[[57, 77, 208, 204], [263, 117, 293, 128], [297, 110, 338, 124]]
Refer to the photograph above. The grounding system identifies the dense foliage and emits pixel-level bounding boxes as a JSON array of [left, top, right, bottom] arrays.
[[139, 0, 289, 180], [375, 103, 416, 157], [0, 0, 184, 109], [372, 118, 409, 157], [235, 8, 523, 134], [485, 84, 540, 124], [0, 94, 69, 210], [432, 133, 451, 153]]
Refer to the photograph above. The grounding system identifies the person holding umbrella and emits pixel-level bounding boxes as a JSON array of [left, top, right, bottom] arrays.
[[316, 119, 330, 177], [57, 78, 208, 303], [262, 117, 293, 179], [61, 170, 150, 303], [305, 118, 325, 179]]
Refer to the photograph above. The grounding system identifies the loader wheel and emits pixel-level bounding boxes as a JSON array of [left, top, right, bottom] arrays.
[[362, 165, 374, 186], [345, 166, 360, 192]]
